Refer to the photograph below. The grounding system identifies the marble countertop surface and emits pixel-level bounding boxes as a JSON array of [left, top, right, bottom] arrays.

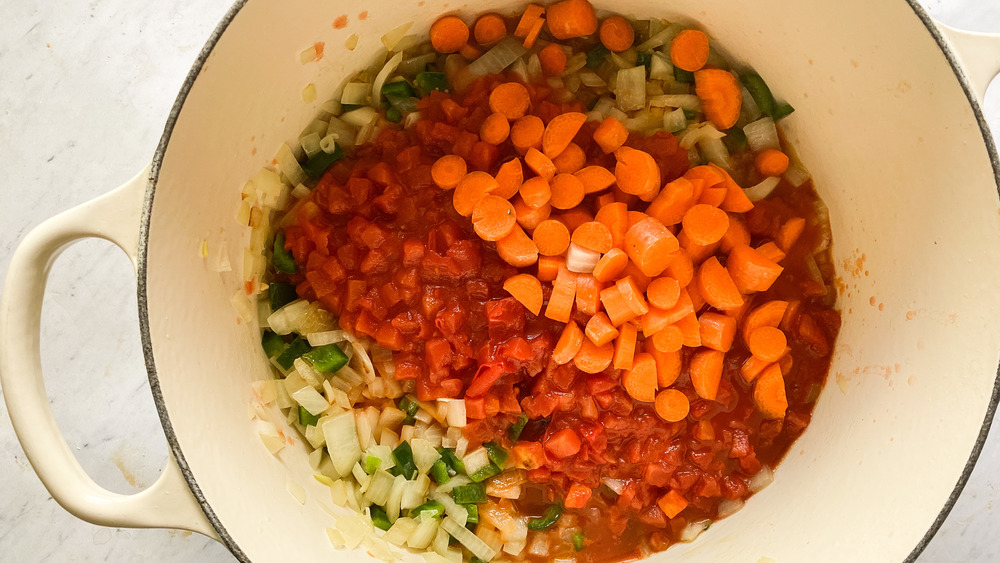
[[1, 0, 998, 561]]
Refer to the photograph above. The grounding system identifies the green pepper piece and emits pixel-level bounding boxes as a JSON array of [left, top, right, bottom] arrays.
[[411, 499, 445, 518], [268, 282, 298, 312], [385, 107, 403, 123], [364, 455, 382, 475], [635, 52, 652, 68], [507, 414, 529, 442], [439, 448, 466, 475], [724, 126, 748, 152], [392, 441, 418, 479], [381, 80, 416, 100], [526, 502, 564, 531], [275, 336, 311, 370], [673, 66, 694, 84], [302, 142, 345, 178], [465, 503, 479, 524], [470, 558, 487, 563], [573, 531, 586, 551], [370, 505, 393, 531], [739, 72, 776, 117], [484, 442, 509, 467], [399, 395, 420, 425], [261, 330, 285, 358], [415, 71, 449, 94], [468, 463, 502, 483], [586, 45, 610, 69], [340, 103, 364, 113], [430, 459, 451, 485], [272, 231, 297, 274], [683, 108, 697, 120], [302, 343, 349, 373], [298, 405, 320, 427], [452, 483, 487, 504], [772, 103, 795, 120]]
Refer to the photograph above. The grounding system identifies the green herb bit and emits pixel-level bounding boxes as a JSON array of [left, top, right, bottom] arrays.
[[507, 414, 529, 442], [298, 406, 320, 427], [392, 441, 417, 479], [430, 459, 451, 485], [275, 336, 311, 370], [302, 343, 349, 373], [526, 502, 564, 531], [370, 505, 392, 531], [673, 66, 695, 84], [261, 330, 285, 358], [586, 45, 610, 69], [272, 231, 297, 274], [451, 483, 487, 504], [573, 531, 586, 551], [411, 499, 445, 518], [302, 142, 345, 179], [268, 282, 298, 312], [484, 442, 509, 467], [468, 463, 502, 483], [415, 71, 449, 94], [739, 71, 776, 117]]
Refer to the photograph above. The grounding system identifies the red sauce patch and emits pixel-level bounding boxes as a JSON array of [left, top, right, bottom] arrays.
[[358, 10, 368, 20], [313, 41, 325, 60], [333, 15, 348, 29]]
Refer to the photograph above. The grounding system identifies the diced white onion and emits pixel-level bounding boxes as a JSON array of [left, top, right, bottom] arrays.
[[381, 21, 414, 51], [679, 121, 726, 150], [699, 136, 732, 170], [750, 464, 774, 492], [433, 492, 469, 527], [408, 516, 440, 549], [335, 512, 373, 549], [466, 38, 527, 79], [385, 474, 408, 521], [663, 107, 686, 133], [292, 385, 329, 416], [441, 517, 497, 562], [717, 498, 745, 518], [649, 52, 673, 81], [323, 411, 362, 477], [462, 447, 492, 476], [372, 51, 404, 105], [649, 94, 702, 111], [276, 143, 306, 187], [679, 519, 712, 542], [411, 438, 441, 474], [364, 470, 395, 506], [441, 399, 467, 428], [384, 516, 418, 547], [744, 176, 781, 202], [602, 477, 626, 495], [637, 22, 684, 51], [398, 52, 437, 76], [744, 117, 780, 152], [566, 242, 601, 273], [615, 66, 646, 111], [342, 106, 378, 128]]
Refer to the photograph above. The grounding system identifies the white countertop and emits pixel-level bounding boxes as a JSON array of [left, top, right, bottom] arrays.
[[1, 1, 998, 561]]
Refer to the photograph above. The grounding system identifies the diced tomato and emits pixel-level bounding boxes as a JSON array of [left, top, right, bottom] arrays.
[[545, 429, 582, 459], [564, 483, 593, 509]]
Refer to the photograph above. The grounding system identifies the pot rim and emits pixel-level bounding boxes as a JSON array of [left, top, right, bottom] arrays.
[[135, 1, 1000, 561]]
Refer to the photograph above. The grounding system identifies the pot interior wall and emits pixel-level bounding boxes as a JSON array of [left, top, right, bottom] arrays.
[[144, 0, 1000, 560]]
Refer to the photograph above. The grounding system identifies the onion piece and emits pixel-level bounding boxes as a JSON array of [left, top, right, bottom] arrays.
[[442, 517, 497, 562], [381, 21, 414, 51], [749, 464, 774, 492], [323, 411, 363, 477], [717, 498, 745, 518], [341, 82, 372, 105], [679, 121, 726, 150], [662, 107, 687, 133], [372, 51, 404, 105], [743, 117, 780, 152], [648, 94, 702, 111], [466, 37, 527, 79], [699, 136, 732, 170], [744, 176, 781, 202], [679, 519, 712, 542], [614, 66, 646, 111], [566, 242, 601, 273]]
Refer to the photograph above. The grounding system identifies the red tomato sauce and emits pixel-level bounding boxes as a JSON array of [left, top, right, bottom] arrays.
[[276, 71, 840, 560]]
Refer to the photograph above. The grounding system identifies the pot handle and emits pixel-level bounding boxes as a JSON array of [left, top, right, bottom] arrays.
[[0, 166, 217, 538], [934, 22, 1000, 104]]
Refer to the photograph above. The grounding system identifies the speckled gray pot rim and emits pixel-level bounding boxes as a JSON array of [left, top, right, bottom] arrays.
[[134, 1, 1000, 562]]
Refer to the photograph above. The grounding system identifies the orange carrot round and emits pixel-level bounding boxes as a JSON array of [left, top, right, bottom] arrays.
[[754, 363, 788, 418], [624, 217, 679, 277], [614, 147, 661, 198], [727, 244, 783, 294], [647, 343, 682, 387], [549, 173, 586, 210], [513, 198, 552, 230], [594, 116, 629, 154], [453, 171, 498, 216], [542, 112, 588, 158], [756, 149, 790, 177], [694, 68, 742, 129], [742, 300, 789, 345], [647, 277, 681, 309], [593, 248, 629, 282], [514, 4, 545, 38], [552, 142, 586, 174], [776, 217, 806, 251], [689, 349, 723, 400], [585, 312, 620, 346], [546, 0, 598, 40], [525, 148, 557, 180], [698, 312, 737, 352], [431, 154, 468, 190], [473, 13, 507, 46], [663, 249, 694, 287], [681, 203, 730, 246], [537, 255, 565, 282], [572, 221, 614, 254], [622, 352, 657, 402], [492, 158, 524, 200], [533, 219, 571, 256], [670, 29, 710, 72], [503, 273, 543, 315], [655, 389, 690, 422], [599, 16, 635, 52], [511, 115, 545, 154], [496, 224, 539, 267], [574, 338, 614, 374], [519, 176, 552, 208], [489, 82, 531, 120], [720, 214, 750, 253], [480, 112, 511, 145], [697, 256, 744, 310], [552, 320, 585, 365], [539, 43, 568, 75], [575, 165, 616, 194], [471, 194, 517, 241], [430, 15, 471, 54], [748, 326, 787, 362], [651, 324, 683, 353], [594, 201, 628, 248]]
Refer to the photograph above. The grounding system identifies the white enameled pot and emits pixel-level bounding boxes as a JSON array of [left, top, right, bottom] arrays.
[[3, 1, 1000, 561]]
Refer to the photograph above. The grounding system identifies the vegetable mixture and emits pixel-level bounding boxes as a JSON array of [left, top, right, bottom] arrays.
[[239, 1, 840, 561]]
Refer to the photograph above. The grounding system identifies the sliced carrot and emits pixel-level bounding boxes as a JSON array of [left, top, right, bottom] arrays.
[[556, 208, 595, 232], [754, 363, 788, 419], [593, 248, 629, 282], [549, 173, 586, 210], [720, 214, 750, 253], [727, 244, 783, 294], [575, 274, 604, 316], [641, 290, 693, 335], [646, 277, 681, 310], [489, 82, 531, 120], [496, 225, 539, 268], [742, 300, 789, 346], [574, 338, 615, 374], [646, 177, 696, 226], [697, 257, 744, 311], [614, 146, 660, 199], [755, 148, 790, 177], [474, 13, 507, 46], [689, 349, 723, 401], [676, 312, 702, 347], [740, 355, 771, 383], [503, 273, 543, 315], [572, 221, 614, 254], [543, 112, 588, 158], [493, 158, 524, 200], [694, 419, 715, 441], [594, 201, 629, 248], [520, 176, 552, 208], [600, 284, 638, 326], [599, 15, 635, 52], [545, 266, 578, 323], [655, 389, 690, 422], [779, 352, 794, 376], [525, 147, 557, 180], [460, 42, 483, 61], [621, 260, 652, 293], [686, 276, 705, 313], [585, 312, 620, 346], [622, 352, 657, 402], [513, 197, 552, 230], [627, 210, 650, 229], [537, 255, 566, 282], [776, 217, 806, 252], [453, 171, 498, 216], [514, 4, 545, 38], [663, 250, 694, 287], [480, 112, 511, 145], [669, 29, 709, 72], [533, 219, 571, 256], [472, 195, 517, 241], [698, 186, 727, 208], [522, 16, 545, 48], [552, 143, 586, 174], [616, 276, 650, 316], [678, 230, 721, 265], [546, 0, 598, 40], [624, 217, 679, 277], [698, 312, 737, 352], [684, 164, 726, 188], [552, 320, 584, 365], [645, 340, 682, 387], [681, 204, 730, 246], [539, 43, 568, 76], [651, 324, 683, 353], [748, 326, 787, 362], [714, 164, 754, 214], [613, 322, 638, 369], [430, 15, 471, 54], [510, 115, 545, 154], [431, 154, 468, 190], [575, 165, 616, 194], [593, 116, 629, 154], [657, 489, 688, 519], [694, 68, 742, 129], [755, 241, 786, 263]]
